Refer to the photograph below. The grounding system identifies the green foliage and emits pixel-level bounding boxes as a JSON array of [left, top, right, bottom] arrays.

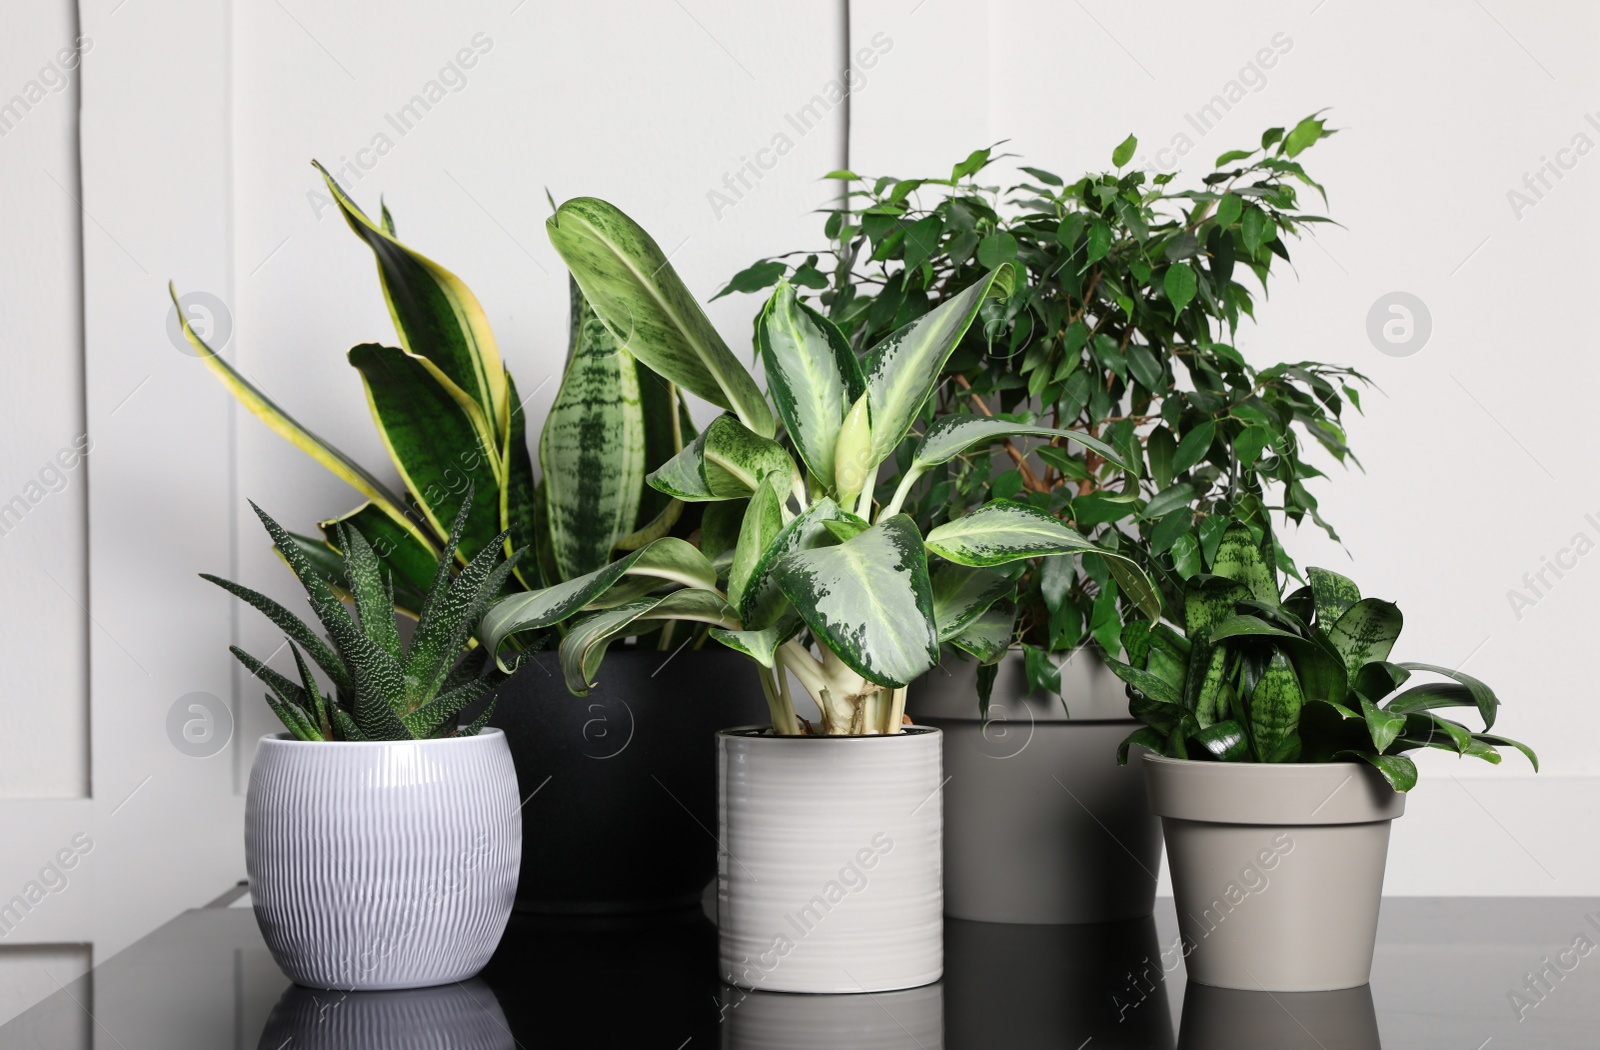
[[1108, 520, 1536, 792], [181, 164, 695, 623], [484, 197, 1161, 735], [720, 116, 1370, 674], [204, 490, 520, 741]]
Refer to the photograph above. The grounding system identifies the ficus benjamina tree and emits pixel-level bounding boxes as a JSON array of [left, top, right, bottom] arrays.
[[1109, 519, 1536, 792], [721, 113, 1371, 701], [480, 197, 1162, 735]]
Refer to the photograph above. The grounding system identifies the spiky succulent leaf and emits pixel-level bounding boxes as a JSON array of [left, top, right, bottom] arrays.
[[405, 529, 513, 707], [288, 641, 332, 740], [200, 575, 351, 696], [773, 514, 939, 688], [317, 505, 434, 613], [403, 678, 491, 738], [338, 523, 401, 663]]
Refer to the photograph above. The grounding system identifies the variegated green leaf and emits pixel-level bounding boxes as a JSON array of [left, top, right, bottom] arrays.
[[175, 284, 437, 560], [930, 564, 1014, 643], [774, 514, 939, 688], [1338, 751, 1416, 792], [348, 343, 502, 562], [911, 414, 1126, 472], [1395, 661, 1497, 730], [317, 163, 507, 431], [540, 278, 647, 579], [948, 597, 1016, 663], [647, 415, 798, 501], [337, 523, 401, 664], [710, 611, 803, 669], [1248, 651, 1304, 762], [1326, 598, 1402, 680], [619, 367, 687, 545], [1211, 522, 1278, 604], [546, 197, 773, 436], [499, 372, 542, 589], [738, 497, 851, 630], [480, 537, 717, 662], [1359, 695, 1406, 753], [756, 280, 865, 489], [923, 500, 1160, 620], [405, 525, 515, 707], [560, 589, 740, 695], [1307, 566, 1360, 629], [861, 267, 1012, 467], [728, 472, 786, 613]]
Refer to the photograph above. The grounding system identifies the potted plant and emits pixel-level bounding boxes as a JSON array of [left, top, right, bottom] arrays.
[[721, 114, 1370, 925], [1110, 519, 1536, 991], [481, 197, 1161, 992], [204, 494, 520, 990], [173, 165, 768, 914]]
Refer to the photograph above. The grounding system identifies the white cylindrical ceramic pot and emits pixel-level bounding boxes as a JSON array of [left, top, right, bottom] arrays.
[[908, 650, 1161, 924], [721, 983, 944, 1048], [246, 729, 521, 990], [1143, 754, 1405, 992], [718, 726, 943, 994]]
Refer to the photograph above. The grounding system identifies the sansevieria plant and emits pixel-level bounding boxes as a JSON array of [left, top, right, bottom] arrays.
[[205, 491, 520, 740], [481, 198, 1163, 735], [172, 163, 690, 617]]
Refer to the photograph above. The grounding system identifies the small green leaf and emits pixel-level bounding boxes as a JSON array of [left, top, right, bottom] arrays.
[[1111, 133, 1138, 167], [1163, 263, 1197, 315]]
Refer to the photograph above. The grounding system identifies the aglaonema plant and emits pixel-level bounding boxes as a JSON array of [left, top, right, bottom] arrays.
[[720, 115, 1370, 698], [203, 490, 521, 741], [480, 198, 1162, 735], [173, 163, 691, 618], [1109, 519, 1537, 791]]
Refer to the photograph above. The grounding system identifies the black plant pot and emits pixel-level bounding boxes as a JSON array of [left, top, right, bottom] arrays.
[[484, 646, 769, 914]]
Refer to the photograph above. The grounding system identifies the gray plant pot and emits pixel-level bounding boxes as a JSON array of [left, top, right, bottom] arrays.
[[1143, 754, 1406, 992], [907, 649, 1161, 925]]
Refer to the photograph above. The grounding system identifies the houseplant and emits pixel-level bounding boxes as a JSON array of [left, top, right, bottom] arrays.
[[481, 196, 1161, 992], [207, 494, 520, 990], [723, 114, 1370, 924], [1110, 518, 1536, 991], [174, 165, 768, 913]]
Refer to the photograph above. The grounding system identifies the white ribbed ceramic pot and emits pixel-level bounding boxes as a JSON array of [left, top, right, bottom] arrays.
[[246, 729, 521, 990], [718, 726, 943, 994], [1143, 754, 1405, 992]]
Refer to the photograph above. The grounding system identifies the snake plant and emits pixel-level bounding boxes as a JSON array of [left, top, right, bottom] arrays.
[[1110, 518, 1536, 791], [172, 163, 690, 616], [203, 491, 520, 741], [480, 198, 1162, 735]]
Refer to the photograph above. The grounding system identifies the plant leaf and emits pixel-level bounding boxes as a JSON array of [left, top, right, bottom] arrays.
[[647, 415, 798, 501], [1307, 566, 1360, 628], [347, 342, 502, 560], [738, 497, 852, 630], [860, 267, 1012, 468], [546, 197, 774, 436], [756, 281, 865, 490], [930, 564, 1014, 642], [1393, 662, 1498, 730], [910, 414, 1126, 472], [1338, 751, 1417, 792], [315, 164, 507, 434], [948, 598, 1016, 663], [480, 537, 717, 662], [727, 472, 786, 614], [774, 514, 939, 688], [1211, 522, 1278, 603], [1248, 650, 1304, 762], [1326, 598, 1403, 680], [559, 590, 739, 695], [540, 278, 648, 578]]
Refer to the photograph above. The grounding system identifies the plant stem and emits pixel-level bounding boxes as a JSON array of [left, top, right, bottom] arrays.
[[757, 665, 797, 736], [881, 466, 924, 520], [886, 685, 907, 734]]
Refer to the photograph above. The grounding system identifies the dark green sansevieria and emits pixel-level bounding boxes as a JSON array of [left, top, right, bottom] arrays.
[[1110, 519, 1537, 792], [481, 198, 1164, 736], [174, 162, 689, 615], [203, 491, 523, 741]]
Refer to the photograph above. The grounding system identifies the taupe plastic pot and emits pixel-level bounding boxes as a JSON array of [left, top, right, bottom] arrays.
[[907, 650, 1162, 924], [1143, 754, 1405, 991]]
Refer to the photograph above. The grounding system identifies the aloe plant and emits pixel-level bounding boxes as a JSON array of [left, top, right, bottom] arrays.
[[480, 198, 1162, 736], [1110, 519, 1536, 791], [203, 491, 520, 741], [173, 163, 690, 614]]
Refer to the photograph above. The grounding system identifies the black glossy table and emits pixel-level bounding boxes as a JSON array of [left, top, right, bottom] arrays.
[[3, 891, 1597, 1048]]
